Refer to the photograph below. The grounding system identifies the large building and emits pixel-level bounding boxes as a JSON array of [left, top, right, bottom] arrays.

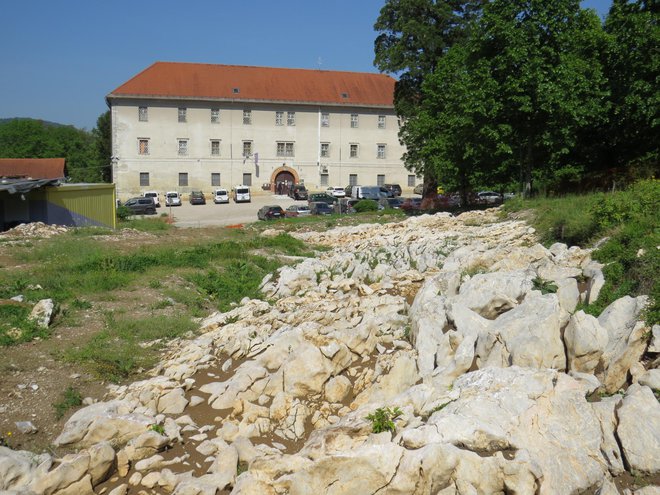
[[106, 62, 414, 199]]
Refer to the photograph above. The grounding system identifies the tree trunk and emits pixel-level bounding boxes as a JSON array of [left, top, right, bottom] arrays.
[[523, 140, 533, 198]]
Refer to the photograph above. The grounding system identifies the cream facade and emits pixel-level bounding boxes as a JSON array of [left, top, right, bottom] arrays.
[[109, 91, 414, 200]]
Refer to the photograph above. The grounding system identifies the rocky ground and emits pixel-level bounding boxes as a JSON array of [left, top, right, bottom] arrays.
[[1, 210, 659, 494]]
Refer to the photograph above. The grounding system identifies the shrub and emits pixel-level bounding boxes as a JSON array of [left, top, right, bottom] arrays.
[[366, 406, 403, 434], [116, 205, 132, 221], [354, 200, 379, 213], [53, 386, 83, 419]]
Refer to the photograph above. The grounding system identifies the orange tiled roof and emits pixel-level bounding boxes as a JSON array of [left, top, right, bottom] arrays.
[[0, 158, 66, 179], [108, 62, 395, 107]]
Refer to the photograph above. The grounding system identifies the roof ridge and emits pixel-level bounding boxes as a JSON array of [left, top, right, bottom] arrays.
[[151, 61, 389, 77]]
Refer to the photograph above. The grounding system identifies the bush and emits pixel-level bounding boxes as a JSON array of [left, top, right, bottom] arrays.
[[354, 200, 379, 213], [116, 205, 132, 221], [366, 406, 403, 433]]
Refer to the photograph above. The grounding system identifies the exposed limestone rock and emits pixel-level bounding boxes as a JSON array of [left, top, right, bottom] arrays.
[[565, 310, 609, 373], [617, 384, 660, 474], [29, 298, 56, 328]]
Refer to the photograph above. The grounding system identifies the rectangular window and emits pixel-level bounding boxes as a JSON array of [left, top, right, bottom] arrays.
[[242, 141, 252, 157], [243, 109, 252, 125], [408, 175, 416, 187], [377, 144, 386, 159], [276, 142, 295, 157], [138, 106, 148, 122], [139, 172, 149, 186], [138, 138, 149, 155], [377, 174, 385, 186], [378, 115, 386, 129], [178, 139, 188, 156], [211, 108, 220, 123], [242, 173, 252, 186], [349, 174, 358, 186], [350, 114, 359, 128], [321, 112, 329, 127], [320, 174, 329, 186], [211, 173, 221, 186], [275, 111, 284, 126], [179, 173, 188, 187], [178, 107, 187, 123], [350, 143, 359, 158], [211, 139, 221, 156], [320, 142, 330, 158], [287, 111, 296, 126]]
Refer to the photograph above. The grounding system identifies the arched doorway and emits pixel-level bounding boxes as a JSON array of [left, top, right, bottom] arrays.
[[270, 166, 300, 195]]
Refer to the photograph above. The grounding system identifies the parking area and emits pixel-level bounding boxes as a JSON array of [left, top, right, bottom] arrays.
[[159, 192, 301, 228]]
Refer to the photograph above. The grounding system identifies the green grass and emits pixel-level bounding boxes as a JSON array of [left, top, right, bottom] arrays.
[[64, 314, 198, 382], [53, 386, 83, 419], [119, 217, 172, 232], [505, 179, 659, 324], [0, 304, 50, 346]]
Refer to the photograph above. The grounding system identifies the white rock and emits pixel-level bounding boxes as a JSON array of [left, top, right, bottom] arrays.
[[617, 384, 660, 474], [28, 299, 55, 328], [324, 376, 352, 403], [565, 311, 609, 374]]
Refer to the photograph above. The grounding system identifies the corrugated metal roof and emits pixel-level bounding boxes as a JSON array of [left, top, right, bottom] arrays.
[[108, 62, 395, 107], [0, 158, 66, 179]]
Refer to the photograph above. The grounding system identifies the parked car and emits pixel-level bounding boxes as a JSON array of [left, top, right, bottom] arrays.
[[413, 184, 424, 195], [257, 205, 284, 220], [308, 193, 337, 205], [142, 191, 160, 207], [503, 192, 516, 200], [289, 184, 309, 200], [351, 186, 381, 200], [383, 184, 402, 197], [213, 188, 229, 204], [123, 197, 157, 215], [326, 186, 346, 198], [379, 197, 405, 209], [379, 186, 394, 198], [477, 191, 503, 204], [310, 201, 335, 215], [285, 204, 311, 218], [189, 190, 206, 205], [232, 185, 251, 203], [164, 191, 181, 207]]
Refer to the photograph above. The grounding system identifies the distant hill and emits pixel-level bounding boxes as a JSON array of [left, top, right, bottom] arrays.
[[0, 117, 68, 128]]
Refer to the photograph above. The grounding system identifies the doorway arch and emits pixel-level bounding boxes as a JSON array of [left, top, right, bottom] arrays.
[[270, 165, 300, 195]]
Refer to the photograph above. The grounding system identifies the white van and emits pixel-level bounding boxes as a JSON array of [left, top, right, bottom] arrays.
[[213, 188, 229, 204], [351, 185, 381, 200], [232, 185, 251, 203], [142, 190, 160, 207], [164, 191, 181, 206]]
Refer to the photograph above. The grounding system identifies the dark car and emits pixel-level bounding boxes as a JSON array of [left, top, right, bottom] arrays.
[[122, 197, 157, 215], [289, 184, 309, 200], [310, 202, 335, 215], [189, 191, 206, 205], [257, 205, 285, 220], [379, 197, 405, 209], [476, 191, 503, 204], [308, 193, 337, 205], [383, 184, 402, 197]]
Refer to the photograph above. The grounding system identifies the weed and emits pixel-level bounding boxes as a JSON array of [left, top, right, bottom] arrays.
[[403, 325, 411, 342], [224, 315, 240, 324], [430, 400, 455, 414], [366, 406, 403, 434], [532, 277, 558, 295], [149, 279, 162, 289], [0, 432, 14, 448], [148, 423, 166, 435], [0, 305, 49, 347], [53, 386, 83, 419], [70, 298, 92, 310], [237, 461, 249, 476]]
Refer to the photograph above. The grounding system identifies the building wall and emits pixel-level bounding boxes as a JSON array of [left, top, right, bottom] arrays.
[[111, 98, 415, 200]]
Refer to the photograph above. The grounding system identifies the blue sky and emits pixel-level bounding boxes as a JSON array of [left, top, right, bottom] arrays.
[[0, 0, 613, 130]]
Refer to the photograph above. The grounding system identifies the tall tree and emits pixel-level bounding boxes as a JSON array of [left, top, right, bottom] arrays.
[[93, 111, 112, 182], [604, 0, 659, 175], [374, 0, 483, 196], [467, 0, 609, 195]]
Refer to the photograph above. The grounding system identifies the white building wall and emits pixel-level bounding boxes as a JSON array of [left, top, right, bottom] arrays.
[[111, 98, 413, 200]]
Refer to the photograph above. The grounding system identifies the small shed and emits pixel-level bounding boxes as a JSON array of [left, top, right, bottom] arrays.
[[0, 158, 116, 231]]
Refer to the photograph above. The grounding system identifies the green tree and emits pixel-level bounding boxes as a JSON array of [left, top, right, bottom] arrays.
[[464, 0, 609, 195], [93, 111, 112, 182], [603, 0, 659, 175], [374, 0, 483, 196]]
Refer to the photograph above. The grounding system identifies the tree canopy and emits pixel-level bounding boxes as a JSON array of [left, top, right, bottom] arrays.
[[0, 113, 111, 183]]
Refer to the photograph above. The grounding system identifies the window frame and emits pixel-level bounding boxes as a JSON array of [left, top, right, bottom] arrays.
[[287, 111, 296, 126], [178, 172, 189, 187], [377, 174, 385, 186], [243, 109, 252, 125], [139, 172, 149, 186], [320, 173, 329, 186], [210, 139, 221, 156], [350, 114, 359, 128], [320, 142, 330, 158], [377, 143, 386, 159], [378, 115, 386, 129], [242, 140, 253, 157], [275, 111, 284, 126], [178, 107, 187, 123], [349, 143, 359, 158], [408, 175, 416, 187], [276, 141, 295, 157], [138, 106, 148, 122], [211, 108, 220, 123], [349, 174, 358, 186], [321, 112, 330, 127], [138, 138, 150, 155], [211, 173, 221, 186], [178, 139, 189, 156]]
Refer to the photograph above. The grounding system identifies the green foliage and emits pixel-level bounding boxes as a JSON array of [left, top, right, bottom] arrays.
[[64, 314, 197, 382], [0, 305, 49, 346], [532, 277, 558, 295], [70, 298, 92, 310], [116, 205, 132, 221], [366, 406, 403, 434], [53, 386, 83, 419], [148, 423, 166, 435], [121, 217, 171, 232], [354, 200, 379, 213]]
